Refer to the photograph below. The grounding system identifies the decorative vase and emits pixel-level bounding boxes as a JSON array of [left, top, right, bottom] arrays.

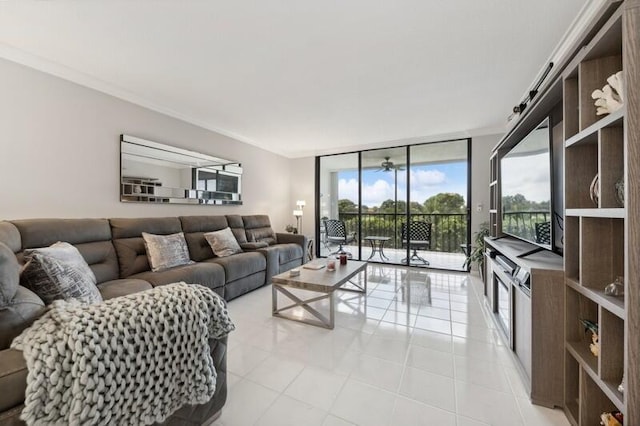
[[589, 174, 599, 206]]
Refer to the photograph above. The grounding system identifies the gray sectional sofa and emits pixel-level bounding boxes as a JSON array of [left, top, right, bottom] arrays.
[[0, 214, 307, 425]]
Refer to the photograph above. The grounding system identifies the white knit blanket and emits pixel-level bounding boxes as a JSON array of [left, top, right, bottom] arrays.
[[11, 282, 235, 426]]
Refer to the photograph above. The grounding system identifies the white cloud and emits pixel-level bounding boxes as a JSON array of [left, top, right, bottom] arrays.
[[338, 167, 466, 208], [501, 153, 550, 202], [412, 169, 446, 186], [338, 178, 396, 207], [338, 178, 359, 202]]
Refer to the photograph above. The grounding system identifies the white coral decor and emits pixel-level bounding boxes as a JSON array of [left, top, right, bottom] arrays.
[[591, 71, 624, 115]]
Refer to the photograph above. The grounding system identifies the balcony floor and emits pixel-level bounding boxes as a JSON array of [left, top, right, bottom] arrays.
[[319, 243, 468, 272]]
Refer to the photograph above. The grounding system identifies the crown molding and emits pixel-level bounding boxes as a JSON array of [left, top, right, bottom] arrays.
[[0, 42, 270, 154]]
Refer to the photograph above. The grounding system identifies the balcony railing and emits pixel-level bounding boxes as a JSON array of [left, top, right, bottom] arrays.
[[335, 212, 468, 253]]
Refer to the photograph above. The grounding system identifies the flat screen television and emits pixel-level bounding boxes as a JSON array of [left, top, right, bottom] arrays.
[[501, 118, 555, 250]]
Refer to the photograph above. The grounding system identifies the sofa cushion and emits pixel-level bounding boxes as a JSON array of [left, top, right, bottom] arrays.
[[180, 216, 229, 234], [0, 222, 21, 254], [21, 242, 102, 305], [180, 216, 232, 261], [12, 219, 120, 284], [225, 215, 248, 244], [142, 232, 194, 272], [183, 233, 215, 262], [0, 243, 19, 307], [97, 279, 153, 300], [243, 215, 277, 245], [131, 262, 225, 291], [110, 218, 184, 278], [0, 286, 45, 350], [207, 252, 266, 283], [247, 228, 277, 245], [0, 349, 27, 414], [205, 228, 242, 258]]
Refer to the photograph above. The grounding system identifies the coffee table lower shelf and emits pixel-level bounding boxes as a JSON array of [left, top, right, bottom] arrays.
[[271, 261, 368, 329]]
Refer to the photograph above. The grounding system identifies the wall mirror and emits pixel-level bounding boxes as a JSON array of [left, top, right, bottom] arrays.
[[120, 134, 242, 205]]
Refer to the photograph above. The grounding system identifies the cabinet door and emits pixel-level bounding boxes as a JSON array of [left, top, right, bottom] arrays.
[[514, 286, 532, 379]]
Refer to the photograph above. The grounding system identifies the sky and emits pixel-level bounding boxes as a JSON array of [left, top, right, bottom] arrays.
[[501, 151, 551, 202], [337, 162, 468, 207], [500, 125, 551, 203]]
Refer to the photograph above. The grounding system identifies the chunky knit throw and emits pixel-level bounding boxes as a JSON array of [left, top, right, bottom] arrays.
[[11, 282, 235, 426]]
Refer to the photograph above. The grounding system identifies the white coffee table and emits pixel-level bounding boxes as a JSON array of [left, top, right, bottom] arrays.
[[271, 260, 368, 329]]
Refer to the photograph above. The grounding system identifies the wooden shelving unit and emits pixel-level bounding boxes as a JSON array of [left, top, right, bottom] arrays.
[[562, 2, 640, 424]]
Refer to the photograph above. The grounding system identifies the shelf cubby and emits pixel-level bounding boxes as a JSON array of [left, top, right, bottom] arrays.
[[565, 287, 598, 357], [599, 307, 624, 410], [564, 353, 580, 426], [565, 139, 598, 209], [567, 278, 625, 320], [580, 217, 624, 290], [581, 370, 619, 425], [578, 55, 622, 131], [599, 125, 624, 208], [563, 77, 579, 139], [564, 216, 580, 281]]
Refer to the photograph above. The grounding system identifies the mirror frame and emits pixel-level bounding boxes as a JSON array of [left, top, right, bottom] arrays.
[[120, 134, 243, 205]]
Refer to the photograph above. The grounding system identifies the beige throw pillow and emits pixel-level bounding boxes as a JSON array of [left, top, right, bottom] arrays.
[[204, 227, 242, 257], [142, 232, 194, 272]]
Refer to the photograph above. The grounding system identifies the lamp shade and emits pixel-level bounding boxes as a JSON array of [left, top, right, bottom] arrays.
[[296, 200, 306, 207]]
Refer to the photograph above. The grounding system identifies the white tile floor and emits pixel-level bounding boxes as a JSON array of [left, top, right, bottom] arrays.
[[214, 265, 569, 426], [320, 244, 468, 271]]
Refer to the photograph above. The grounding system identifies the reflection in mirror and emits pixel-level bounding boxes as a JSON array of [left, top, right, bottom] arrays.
[[120, 134, 242, 205]]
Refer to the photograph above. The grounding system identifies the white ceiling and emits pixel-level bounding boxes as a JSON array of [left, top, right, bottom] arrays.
[[0, 0, 589, 158]]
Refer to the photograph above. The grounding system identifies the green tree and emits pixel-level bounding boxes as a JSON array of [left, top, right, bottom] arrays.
[[423, 193, 466, 213], [409, 201, 424, 213], [338, 199, 358, 213], [379, 199, 406, 213], [502, 194, 549, 211]]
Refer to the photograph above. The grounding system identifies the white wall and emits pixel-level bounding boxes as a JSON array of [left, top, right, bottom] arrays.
[[0, 58, 292, 231], [289, 156, 315, 236], [0, 57, 502, 239], [289, 133, 503, 243]]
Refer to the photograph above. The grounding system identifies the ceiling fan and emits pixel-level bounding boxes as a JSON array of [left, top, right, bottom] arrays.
[[376, 156, 405, 172]]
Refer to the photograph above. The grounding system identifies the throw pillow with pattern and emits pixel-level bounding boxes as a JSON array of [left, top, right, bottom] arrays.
[[142, 232, 194, 272], [204, 227, 242, 257], [20, 242, 102, 305]]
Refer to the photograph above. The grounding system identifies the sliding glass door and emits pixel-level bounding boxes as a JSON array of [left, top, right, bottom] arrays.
[[318, 153, 361, 260], [317, 139, 470, 271], [408, 140, 470, 270]]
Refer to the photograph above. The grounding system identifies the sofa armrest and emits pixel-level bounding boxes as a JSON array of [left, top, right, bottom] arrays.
[[276, 233, 307, 249], [0, 286, 45, 350], [0, 349, 27, 414]]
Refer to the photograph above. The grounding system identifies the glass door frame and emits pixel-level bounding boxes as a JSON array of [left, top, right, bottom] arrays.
[[315, 138, 472, 272]]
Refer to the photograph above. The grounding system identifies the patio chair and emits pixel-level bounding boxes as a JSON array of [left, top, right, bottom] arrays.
[[324, 219, 356, 258], [535, 221, 551, 245], [401, 221, 432, 265]]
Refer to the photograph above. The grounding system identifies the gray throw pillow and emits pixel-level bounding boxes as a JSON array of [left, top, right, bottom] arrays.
[[142, 232, 194, 272], [20, 242, 102, 305], [0, 242, 20, 307], [204, 227, 242, 257]]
